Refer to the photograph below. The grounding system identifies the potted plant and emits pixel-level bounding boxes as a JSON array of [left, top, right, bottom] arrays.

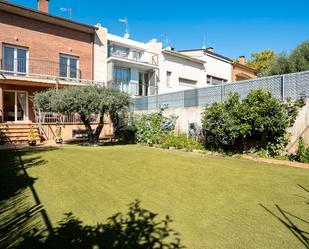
[[55, 126, 63, 144], [27, 128, 36, 146]]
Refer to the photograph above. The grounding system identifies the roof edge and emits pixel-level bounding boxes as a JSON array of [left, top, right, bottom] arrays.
[[0, 0, 96, 34], [162, 49, 206, 64]]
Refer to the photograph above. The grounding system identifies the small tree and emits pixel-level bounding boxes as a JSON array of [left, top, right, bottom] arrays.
[[33, 85, 131, 144], [245, 49, 277, 76], [267, 40, 309, 76], [201, 89, 303, 155]]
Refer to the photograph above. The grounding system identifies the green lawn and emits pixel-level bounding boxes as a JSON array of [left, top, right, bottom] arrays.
[[1, 145, 309, 248]]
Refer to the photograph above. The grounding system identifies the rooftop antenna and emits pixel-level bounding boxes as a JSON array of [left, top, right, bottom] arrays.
[[60, 7, 72, 19], [119, 17, 129, 39], [202, 34, 206, 49], [160, 33, 170, 48]]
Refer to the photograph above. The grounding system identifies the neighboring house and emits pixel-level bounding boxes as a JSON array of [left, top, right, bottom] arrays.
[[94, 26, 161, 97], [178, 47, 257, 85], [158, 48, 206, 94], [94, 27, 207, 96], [178, 47, 233, 85], [0, 0, 111, 143], [232, 56, 258, 81]]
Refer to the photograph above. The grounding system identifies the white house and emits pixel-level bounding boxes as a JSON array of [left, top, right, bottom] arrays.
[[94, 25, 161, 96], [93, 26, 255, 96], [178, 47, 233, 85], [158, 48, 206, 94]]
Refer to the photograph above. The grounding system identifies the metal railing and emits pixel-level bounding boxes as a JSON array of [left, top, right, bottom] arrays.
[[34, 111, 99, 124], [108, 44, 159, 66], [132, 70, 309, 111], [107, 81, 156, 96], [0, 58, 103, 85]]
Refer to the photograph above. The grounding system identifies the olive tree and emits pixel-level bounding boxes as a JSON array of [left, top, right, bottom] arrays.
[[33, 85, 131, 144]]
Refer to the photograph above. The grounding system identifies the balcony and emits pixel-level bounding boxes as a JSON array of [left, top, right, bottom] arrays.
[[107, 81, 156, 97], [108, 44, 159, 67], [0, 58, 96, 85]]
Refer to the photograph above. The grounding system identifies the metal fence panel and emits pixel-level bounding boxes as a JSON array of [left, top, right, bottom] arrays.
[[184, 89, 198, 107], [157, 91, 184, 108], [284, 71, 309, 99], [132, 71, 309, 111], [198, 85, 222, 106]]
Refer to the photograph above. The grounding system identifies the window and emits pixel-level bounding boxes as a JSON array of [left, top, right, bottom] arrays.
[[207, 75, 227, 85], [113, 67, 130, 93], [179, 77, 197, 85], [109, 44, 130, 58], [59, 55, 79, 79], [2, 45, 28, 74], [166, 71, 172, 87]]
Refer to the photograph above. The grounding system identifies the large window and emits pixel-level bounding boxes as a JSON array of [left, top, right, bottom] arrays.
[[59, 55, 79, 79], [2, 45, 28, 74], [207, 75, 227, 85], [113, 67, 130, 93]]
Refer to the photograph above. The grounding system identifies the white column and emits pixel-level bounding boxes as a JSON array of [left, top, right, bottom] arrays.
[[0, 87, 3, 122]]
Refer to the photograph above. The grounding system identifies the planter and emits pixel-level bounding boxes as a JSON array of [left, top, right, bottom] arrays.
[[55, 138, 63, 144], [28, 140, 36, 146]]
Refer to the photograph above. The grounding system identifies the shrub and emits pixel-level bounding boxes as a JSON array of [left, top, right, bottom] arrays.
[[161, 133, 203, 151], [201, 89, 303, 155], [296, 137, 309, 163], [135, 109, 177, 145]]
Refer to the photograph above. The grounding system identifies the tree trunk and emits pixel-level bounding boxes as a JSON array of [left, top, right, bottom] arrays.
[[80, 113, 95, 144], [93, 111, 105, 143], [110, 112, 119, 141]]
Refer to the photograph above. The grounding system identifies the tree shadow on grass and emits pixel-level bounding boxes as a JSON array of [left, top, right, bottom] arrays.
[[17, 200, 185, 249], [0, 148, 55, 248], [259, 185, 309, 248]]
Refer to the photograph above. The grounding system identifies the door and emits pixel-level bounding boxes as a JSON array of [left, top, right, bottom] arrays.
[[138, 72, 149, 96], [3, 91, 28, 122]]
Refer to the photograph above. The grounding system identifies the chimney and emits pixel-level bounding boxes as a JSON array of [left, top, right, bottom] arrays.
[[239, 56, 245, 65], [206, 47, 214, 52], [37, 0, 49, 13]]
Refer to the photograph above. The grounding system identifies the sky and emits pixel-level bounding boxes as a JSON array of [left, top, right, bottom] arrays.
[[9, 0, 309, 59]]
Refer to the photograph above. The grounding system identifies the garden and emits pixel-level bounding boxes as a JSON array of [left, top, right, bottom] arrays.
[[0, 145, 308, 248], [1, 85, 308, 248]]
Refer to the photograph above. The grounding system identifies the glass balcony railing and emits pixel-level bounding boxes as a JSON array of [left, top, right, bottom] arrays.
[[107, 80, 156, 96], [108, 44, 159, 66]]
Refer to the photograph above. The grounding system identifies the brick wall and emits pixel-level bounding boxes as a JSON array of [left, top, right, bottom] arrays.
[[0, 10, 94, 80]]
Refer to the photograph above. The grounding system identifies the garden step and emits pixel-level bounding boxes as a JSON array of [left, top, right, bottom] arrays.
[[0, 124, 40, 145]]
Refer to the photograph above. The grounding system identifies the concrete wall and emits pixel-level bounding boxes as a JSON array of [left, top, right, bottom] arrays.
[[286, 100, 309, 152], [158, 53, 206, 94], [40, 122, 113, 141], [137, 100, 309, 153]]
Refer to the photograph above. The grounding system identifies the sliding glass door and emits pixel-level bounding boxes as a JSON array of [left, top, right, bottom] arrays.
[[3, 91, 28, 122]]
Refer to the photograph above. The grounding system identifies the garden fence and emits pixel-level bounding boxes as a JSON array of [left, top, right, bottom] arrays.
[[132, 70, 309, 111]]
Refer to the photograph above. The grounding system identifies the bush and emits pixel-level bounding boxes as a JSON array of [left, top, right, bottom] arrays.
[[135, 109, 177, 145], [296, 137, 309, 163], [201, 89, 303, 155], [161, 133, 203, 151]]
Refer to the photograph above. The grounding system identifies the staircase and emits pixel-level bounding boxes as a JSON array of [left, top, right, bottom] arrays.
[[0, 123, 41, 145]]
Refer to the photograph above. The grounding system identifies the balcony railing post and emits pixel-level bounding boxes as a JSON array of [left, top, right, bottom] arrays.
[[281, 75, 285, 100]]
